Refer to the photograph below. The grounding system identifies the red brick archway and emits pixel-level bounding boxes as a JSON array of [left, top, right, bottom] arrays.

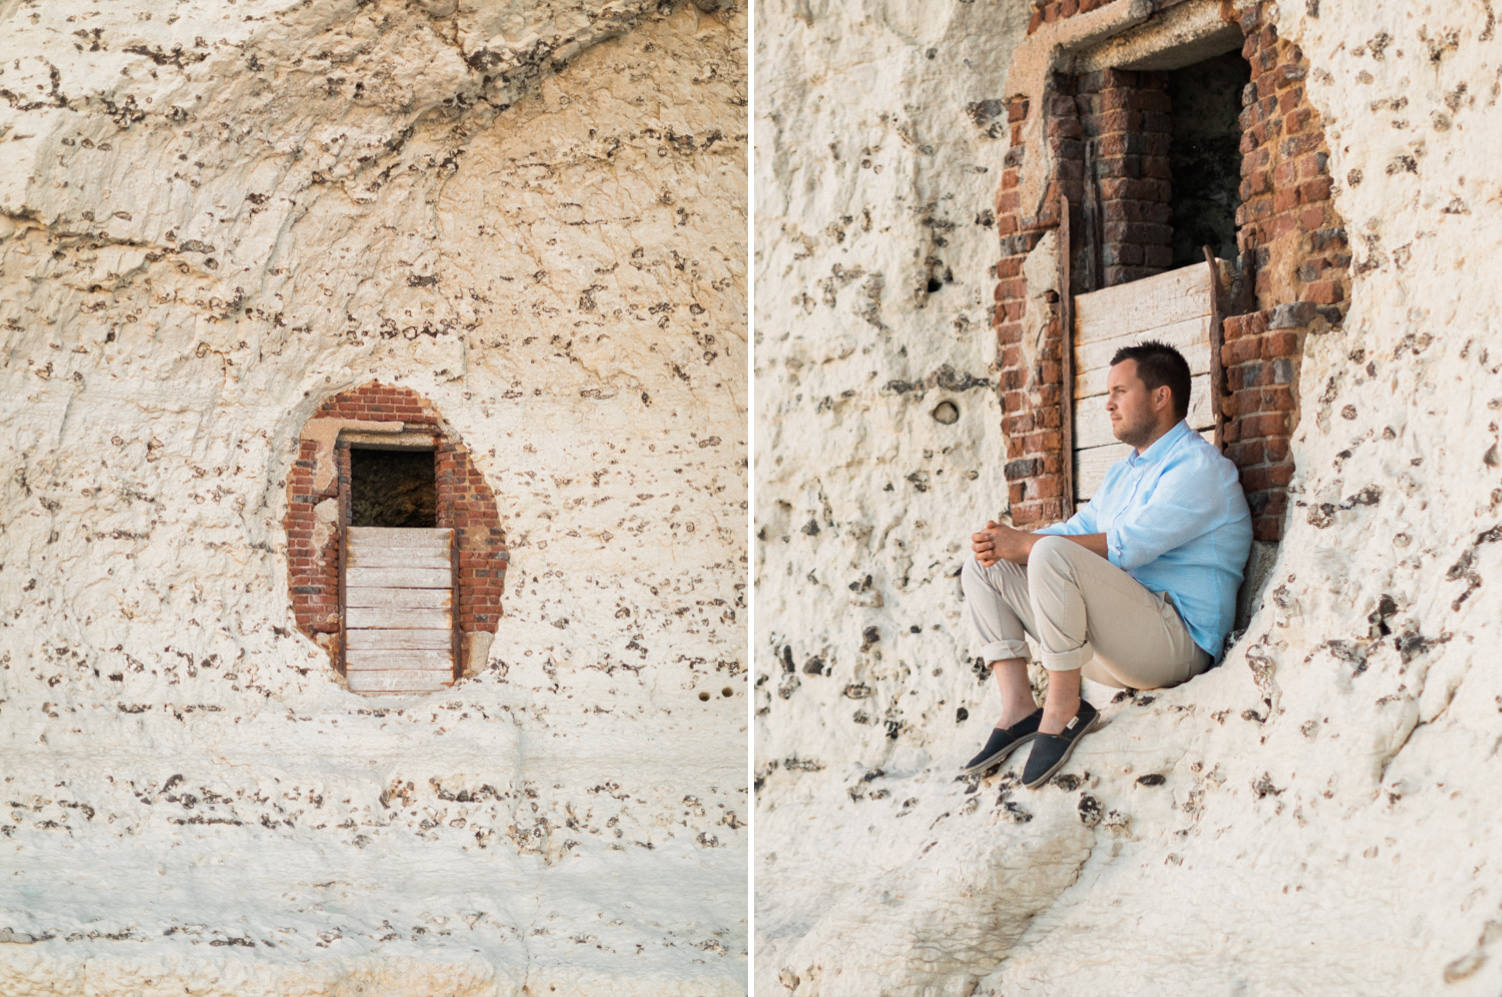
[[285, 382, 507, 683]]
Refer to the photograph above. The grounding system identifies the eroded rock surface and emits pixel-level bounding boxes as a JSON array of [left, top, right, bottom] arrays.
[[0, 1, 747, 992], [756, 2, 1502, 994]]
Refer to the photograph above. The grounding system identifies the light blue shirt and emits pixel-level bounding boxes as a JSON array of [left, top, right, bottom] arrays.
[[1036, 420, 1252, 659]]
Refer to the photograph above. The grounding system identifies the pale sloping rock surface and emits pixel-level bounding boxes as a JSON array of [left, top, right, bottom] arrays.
[[0, 1, 747, 993], [756, 2, 1502, 994]]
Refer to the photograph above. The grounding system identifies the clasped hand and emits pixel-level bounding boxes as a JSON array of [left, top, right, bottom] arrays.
[[971, 520, 1032, 568]]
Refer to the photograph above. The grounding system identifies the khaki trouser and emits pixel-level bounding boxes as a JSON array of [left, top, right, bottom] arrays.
[[960, 534, 1209, 690]]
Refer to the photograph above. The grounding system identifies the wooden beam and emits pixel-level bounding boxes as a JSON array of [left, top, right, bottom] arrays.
[[347, 549, 452, 571], [345, 587, 452, 609], [347, 527, 451, 547], [336, 442, 349, 678], [346, 629, 452, 650], [450, 527, 462, 683], [345, 649, 454, 670], [1073, 260, 1227, 343], [1083, 137, 1102, 291], [1205, 245, 1228, 453], [345, 565, 452, 589], [1059, 192, 1076, 515], [346, 606, 451, 630]]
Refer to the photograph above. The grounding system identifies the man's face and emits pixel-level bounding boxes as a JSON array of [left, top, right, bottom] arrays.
[[1106, 359, 1162, 450]]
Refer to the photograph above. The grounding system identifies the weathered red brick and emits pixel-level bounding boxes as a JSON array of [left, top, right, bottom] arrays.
[[1263, 330, 1301, 358], [1223, 338, 1261, 366], [1230, 440, 1265, 466], [1245, 412, 1293, 438], [1297, 176, 1332, 202], [1307, 279, 1344, 304]]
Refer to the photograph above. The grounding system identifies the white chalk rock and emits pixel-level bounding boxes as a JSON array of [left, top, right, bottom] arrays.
[[756, 2, 1502, 994], [0, 1, 748, 993]]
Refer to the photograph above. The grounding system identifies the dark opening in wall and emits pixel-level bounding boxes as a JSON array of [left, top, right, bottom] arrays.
[[1070, 43, 1249, 291], [1166, 51, 1250, 268], [349, 447, 437, 528]]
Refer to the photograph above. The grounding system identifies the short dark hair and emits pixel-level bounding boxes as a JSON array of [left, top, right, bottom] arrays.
[[1109, 340, 1191, 420]]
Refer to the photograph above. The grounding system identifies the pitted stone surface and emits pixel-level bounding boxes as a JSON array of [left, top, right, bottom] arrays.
[[756, 2, 1502, 994], [0, 1, 747, 993]]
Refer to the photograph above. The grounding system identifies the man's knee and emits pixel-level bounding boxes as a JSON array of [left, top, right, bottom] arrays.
[[961, 552, 1023, 599], [1028, 534, 1075, 570], [960, 553, 986, 593], [1028, 535, 1090, 592]]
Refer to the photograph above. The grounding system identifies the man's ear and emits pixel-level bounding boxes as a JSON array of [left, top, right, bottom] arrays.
[[1153, 384, 1172, 413]]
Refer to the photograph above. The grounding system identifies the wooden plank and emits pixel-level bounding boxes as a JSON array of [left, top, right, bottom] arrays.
[[1075, 442, 1131, 500], [1073, 314, 1211, 397], [337, 444, 349, 677], [1205, 246, 1227, 452], [346, 605, 451, 630], [347, 549, 452, 570], [347, 527, 453, 547], [1082, 139, 1102, 289], [450, 523, 461, 683], [345, 587, 452, 609], [1074, 430, 1216, 501], [345, 648, 454, 670], [1074, 373, 1215, 449], [346, 668, 454, 693], [1058, 192, 1076, 518], [344, 566, 451, 589], [347, 629, 452, 650], [347, 526, 450, 542], [342, 520, 455, 691], [347, 532, 449, 558], [1074, 260, 1228, 344]]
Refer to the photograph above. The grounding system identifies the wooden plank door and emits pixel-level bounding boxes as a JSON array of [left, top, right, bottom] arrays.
[[343, 527, 457, 694], [1071, 259, 1229, 502]]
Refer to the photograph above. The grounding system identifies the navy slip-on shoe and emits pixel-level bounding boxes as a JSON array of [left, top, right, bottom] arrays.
[[1021, 700, 1100, 789], [960, 708, 1043, 775]]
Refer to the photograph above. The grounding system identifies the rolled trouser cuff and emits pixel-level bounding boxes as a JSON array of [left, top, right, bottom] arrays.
[[1040, 642, 1092, 672], [979, 638, 1031, 662]]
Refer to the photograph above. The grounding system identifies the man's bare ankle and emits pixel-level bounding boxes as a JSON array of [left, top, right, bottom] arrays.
[[995, 703, 1037, 729], [1039, 701, 1080, 734]]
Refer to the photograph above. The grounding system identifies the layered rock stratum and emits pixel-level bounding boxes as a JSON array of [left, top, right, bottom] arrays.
[[755, 1, 1502, 993], [0, 1, 747, 993]]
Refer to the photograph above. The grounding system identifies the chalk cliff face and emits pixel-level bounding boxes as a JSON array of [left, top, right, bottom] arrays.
[[0, 1, 747, 993], [755, 2, 1502, 994]]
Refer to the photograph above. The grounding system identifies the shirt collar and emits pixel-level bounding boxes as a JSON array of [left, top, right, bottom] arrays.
[[1127, 419, 1191, 467]]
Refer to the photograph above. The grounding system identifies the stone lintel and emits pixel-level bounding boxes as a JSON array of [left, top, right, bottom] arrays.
[[1071, 1, 1242, 74], [299, 418, 406, 491]]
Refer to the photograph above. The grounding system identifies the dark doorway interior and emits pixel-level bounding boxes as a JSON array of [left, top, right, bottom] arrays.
[[350, 447, 437, 527], [1166, 50, 1249, 267]]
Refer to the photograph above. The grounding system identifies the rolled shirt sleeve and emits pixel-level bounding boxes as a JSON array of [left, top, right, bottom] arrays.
[[1034, 500, 1099, 538]]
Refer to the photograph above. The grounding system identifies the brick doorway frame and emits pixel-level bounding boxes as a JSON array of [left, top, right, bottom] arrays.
[[995, 0, 1351, 542], [286, 383, 508, 687]]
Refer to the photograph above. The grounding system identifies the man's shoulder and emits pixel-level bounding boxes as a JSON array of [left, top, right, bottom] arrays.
[[1170, 432, 1252, 518], [1174, 427, 1233, 466], [1125, 426, 1244, 499]]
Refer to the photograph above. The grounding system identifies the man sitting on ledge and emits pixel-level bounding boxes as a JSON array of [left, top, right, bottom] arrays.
[[960, 340, 1251, 788]]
